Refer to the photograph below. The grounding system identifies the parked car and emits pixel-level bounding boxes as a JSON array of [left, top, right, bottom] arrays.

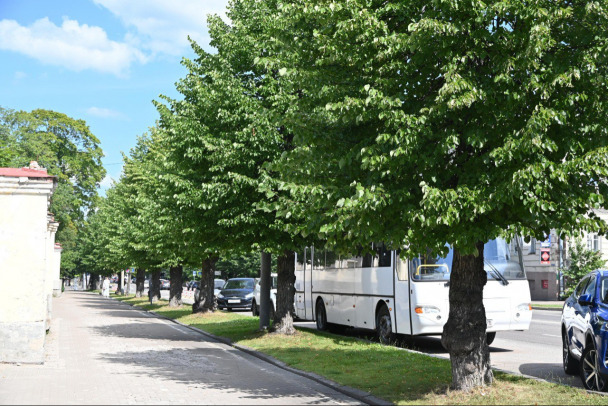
[[186, 280, 199, 291], [216, 278, 255, 310], [561, 269, 608, 391], [160, 279, 170, 290], [252, 274, 277, 317]]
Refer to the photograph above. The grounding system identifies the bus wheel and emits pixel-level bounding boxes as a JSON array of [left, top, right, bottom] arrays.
[[376, 305, 395, 344], [316, 300, 328, 331], [486, 332, 496, 346]]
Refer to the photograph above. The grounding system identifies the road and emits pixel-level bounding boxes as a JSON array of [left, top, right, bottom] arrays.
[[0, 291, 363, 405]]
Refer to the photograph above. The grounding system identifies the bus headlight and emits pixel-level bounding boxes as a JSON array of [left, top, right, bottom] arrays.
[[415, 306, 441, 314]]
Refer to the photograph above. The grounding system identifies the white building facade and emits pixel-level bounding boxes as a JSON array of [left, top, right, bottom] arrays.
[[0, 163, 58, 363]]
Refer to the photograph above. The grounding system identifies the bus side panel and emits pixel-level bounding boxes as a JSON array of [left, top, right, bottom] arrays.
[[410, 281, 450, 335], [483, 280, 532, 332], [357, 266, 393, 297], [355, 296, 374, 329]]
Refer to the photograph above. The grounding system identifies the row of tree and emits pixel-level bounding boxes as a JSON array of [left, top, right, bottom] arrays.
[[79, 0, 608, 391]]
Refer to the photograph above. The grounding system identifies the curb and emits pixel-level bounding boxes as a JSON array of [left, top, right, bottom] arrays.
[[107, 294, 391, 406]]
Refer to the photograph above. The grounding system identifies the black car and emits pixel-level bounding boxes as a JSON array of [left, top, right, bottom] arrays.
[[216, 278, 255, 310]]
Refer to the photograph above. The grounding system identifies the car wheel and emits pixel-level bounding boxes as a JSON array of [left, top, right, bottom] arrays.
[[316, 300, 328, 331], [269, 301, 275, 320], [486, 332, 496, 346], [563, 330, 579, 375], [376, 305, 395, 345], [252, 300, 259, 316], [580, 344, 607, 391]]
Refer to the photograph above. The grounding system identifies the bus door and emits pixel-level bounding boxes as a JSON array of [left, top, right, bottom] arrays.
[[394, 252, 411, 335], [304, 247, 313, 319]]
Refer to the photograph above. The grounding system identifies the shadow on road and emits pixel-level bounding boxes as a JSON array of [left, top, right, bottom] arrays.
[[519, 363, 581, 388]]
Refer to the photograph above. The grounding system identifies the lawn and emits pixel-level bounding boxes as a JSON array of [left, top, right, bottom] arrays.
[[111, 294, 606, 405]]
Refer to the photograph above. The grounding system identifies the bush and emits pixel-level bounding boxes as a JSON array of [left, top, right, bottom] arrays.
[[560, 238, 606, 297]]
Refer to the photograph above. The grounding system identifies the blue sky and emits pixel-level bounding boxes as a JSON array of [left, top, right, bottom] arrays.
[[0, 0, 229, 191]]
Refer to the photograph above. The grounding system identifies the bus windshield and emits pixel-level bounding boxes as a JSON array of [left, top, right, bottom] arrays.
[[410, 238, 526, 282]]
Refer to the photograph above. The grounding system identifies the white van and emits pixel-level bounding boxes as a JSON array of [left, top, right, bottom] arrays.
[[252, 273, 277, 317]]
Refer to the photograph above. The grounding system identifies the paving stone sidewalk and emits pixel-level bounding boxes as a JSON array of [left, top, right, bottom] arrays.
[[0, 291, 363, 405]]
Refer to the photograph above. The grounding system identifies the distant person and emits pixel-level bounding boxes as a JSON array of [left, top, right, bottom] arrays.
[[102, 277, 110, 298]]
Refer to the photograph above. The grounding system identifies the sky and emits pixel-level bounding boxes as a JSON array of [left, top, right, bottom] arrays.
[[0, 0, 230, 191]]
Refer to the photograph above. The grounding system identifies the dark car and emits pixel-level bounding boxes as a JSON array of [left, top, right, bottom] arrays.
[[216, 278, 255, 311], [561, 269, 608, 391]]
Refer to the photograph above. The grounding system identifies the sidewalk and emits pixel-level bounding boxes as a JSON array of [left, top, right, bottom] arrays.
[[0, 291, 361, 405]]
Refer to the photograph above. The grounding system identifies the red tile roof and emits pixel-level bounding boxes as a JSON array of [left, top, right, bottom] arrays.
[[0, 167, 55, 179]]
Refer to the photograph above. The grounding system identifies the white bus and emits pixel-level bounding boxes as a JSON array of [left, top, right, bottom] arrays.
[[294, 238, 532, 344]]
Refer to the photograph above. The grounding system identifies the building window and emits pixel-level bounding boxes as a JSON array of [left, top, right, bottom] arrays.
[[587, 234, 601, 252]]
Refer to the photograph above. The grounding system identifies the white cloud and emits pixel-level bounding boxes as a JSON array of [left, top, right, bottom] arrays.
[[93, 0, 228, 55], [99, 174, 116, 188], [86, 106, 127, 120], [0, 17, 147, 77]]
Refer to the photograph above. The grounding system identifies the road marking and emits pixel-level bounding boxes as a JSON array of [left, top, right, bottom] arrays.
[[542, 334, 561, 338], [532, 320, 561, 325]]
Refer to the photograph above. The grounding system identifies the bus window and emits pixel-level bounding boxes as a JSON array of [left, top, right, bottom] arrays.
[[410, 248, 452, 281], [373, 243, 392, 267], [325, 250, 340, 269], [313, 249, 324, 269], [484, 238, 526, 280], [396, 255, 408, 281]]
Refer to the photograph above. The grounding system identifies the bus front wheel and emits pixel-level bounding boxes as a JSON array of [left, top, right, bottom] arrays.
[[316, 300, 328, 331], [376, 305, 395, 344]]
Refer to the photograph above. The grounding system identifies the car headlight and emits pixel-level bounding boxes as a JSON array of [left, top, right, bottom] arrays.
[[217, 293, 224, 299], [415, 306, 441, 314], [245, 292, 254, 299]]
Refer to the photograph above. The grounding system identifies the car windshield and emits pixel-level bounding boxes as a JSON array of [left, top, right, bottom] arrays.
[[224, 279, 254, 290], [410, 238, 525, 282], [601, 276, 608, 303], [214, 280, 225, 289]]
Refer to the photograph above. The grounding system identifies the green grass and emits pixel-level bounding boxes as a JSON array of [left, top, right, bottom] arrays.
[[111, 294, 606, 405]]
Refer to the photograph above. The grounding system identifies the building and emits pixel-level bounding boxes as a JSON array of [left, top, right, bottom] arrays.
[[0, 162, 58, 363]]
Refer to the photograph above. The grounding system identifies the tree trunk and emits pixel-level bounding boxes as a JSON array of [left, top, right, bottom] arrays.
[[259, 251, 272, 330], [192, 257, 218, 313], [271, 250, 296, 335], [135, 268, 145, 298], [169, 265, 183, 307], [148, 270, 161, 304], [441, 241, 492, 391], [88, 273, 100, 290], [116, 270, 125, 295]]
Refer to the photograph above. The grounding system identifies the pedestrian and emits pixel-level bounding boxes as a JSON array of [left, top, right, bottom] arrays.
[[102, 277, 110, 298]]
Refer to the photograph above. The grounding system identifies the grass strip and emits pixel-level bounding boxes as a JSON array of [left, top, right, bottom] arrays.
[[112, 294, 605, 405], [532, 304, 564, 309]]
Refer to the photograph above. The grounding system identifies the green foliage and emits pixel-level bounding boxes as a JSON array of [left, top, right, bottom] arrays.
[[0, 106, 105, 276], [258, 0, 608, 259], [561, 238, 607, 297]]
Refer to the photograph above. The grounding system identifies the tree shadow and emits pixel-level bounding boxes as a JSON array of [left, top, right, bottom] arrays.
[[99, 347, 355, 404], [518, 362, 582, 388]]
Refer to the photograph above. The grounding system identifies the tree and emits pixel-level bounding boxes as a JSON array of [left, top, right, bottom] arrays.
[[561, 238, 607, 296], [0, 107, 105, 277], [259, 0, 608, 390], [153, 2, 310, 330]]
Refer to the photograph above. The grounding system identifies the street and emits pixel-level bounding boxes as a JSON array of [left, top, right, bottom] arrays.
[[0, 291, 362, 405]]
